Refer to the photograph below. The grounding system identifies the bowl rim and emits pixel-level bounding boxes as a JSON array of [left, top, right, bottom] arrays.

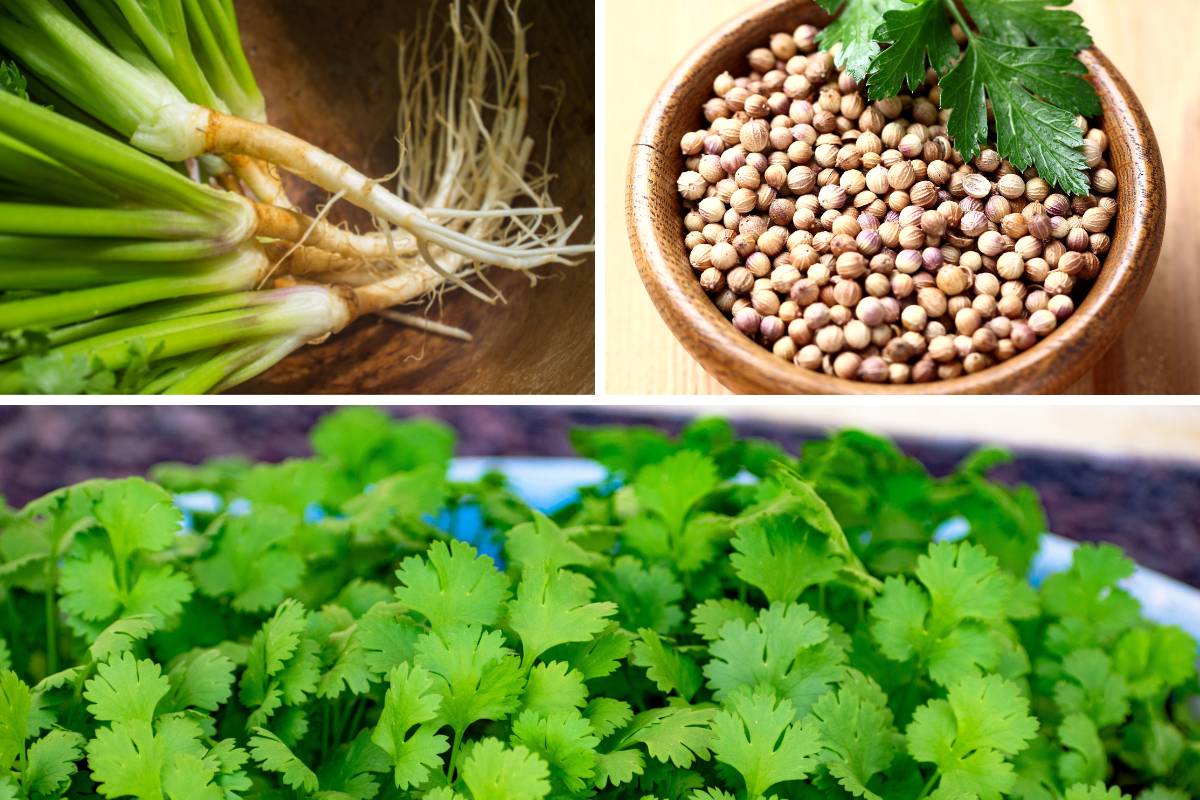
[[626, 0, 1166, 395]]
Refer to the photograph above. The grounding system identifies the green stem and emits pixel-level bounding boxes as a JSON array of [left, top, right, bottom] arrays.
[[141, 349, 223, 394], [44, 578, 57, 674], [0, 292, 264, 359], [447, 727, 464, 783], [211, 335, 305, 394], [0, 235, 236, 262], [941, 0, 975, 41], [0, 257, 214, 291], [0, 259, 257, 331], [0, 203, 226, 240], [915, 769, 940, 800], [164, 336, 279, 394], [321, 701, 331, 760]]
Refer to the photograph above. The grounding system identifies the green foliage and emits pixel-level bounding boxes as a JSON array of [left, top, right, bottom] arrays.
[[0, 61, 27, 101], [816, 0, 1099, 194], [0, 409, 1196, 799]]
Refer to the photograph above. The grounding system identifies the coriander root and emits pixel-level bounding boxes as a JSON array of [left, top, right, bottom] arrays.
[[133, 104, 591, 272]]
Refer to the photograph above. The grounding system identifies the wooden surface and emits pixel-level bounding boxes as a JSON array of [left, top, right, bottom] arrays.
[[606, 0, 1200, 395], [233, 0, 595, 395]]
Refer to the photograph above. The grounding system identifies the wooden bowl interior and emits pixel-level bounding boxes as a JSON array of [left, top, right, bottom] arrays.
[[234, 0, 595, 395], [628, 0, 1164, 394]]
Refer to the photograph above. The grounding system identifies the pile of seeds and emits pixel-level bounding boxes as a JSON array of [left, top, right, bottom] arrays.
[[675, 25, 1117, 384]]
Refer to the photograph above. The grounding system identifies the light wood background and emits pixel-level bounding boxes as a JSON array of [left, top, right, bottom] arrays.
[[604, 0, 1200, 395]]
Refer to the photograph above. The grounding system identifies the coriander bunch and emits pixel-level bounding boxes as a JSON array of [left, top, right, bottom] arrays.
[[817, 0, 1100, 194]]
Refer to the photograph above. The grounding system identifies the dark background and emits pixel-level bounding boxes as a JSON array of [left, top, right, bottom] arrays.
[[0, 405, 1197, 588]]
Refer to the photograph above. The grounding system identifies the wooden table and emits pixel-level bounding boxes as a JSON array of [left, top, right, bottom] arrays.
[[604, 0, 1200, 395]]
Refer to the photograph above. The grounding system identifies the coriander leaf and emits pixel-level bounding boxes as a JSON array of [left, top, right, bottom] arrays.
[[311, 408, 454, 498], [1053, 649, 1129, 729], [1111, 625, 1197, 701], [315, 730, 388, 800], [690, 599, 756, 641], [962, 0, 1092, 50], [522, 661, 588, 715], [341, 464, 446, 536], [0, 671, 31, 771], [89, 614, 158, 661], [461, 738, 550, 800], [509, 708, 598, 795], [1040, 544, 1140, 645], [809, 672, 901, 800], [549, 624, 632, 681], [907, 674, 1038, 800], [235, 459, 327, 517], [870, 577, 931, 662], [506, 513, 603, 572], [507, 565, 616, 666], [0, 61, 29, 100], [358, 604, 421, 676], [239, 599, 308, 724], [394, 540, 510, 632], [595, 556, 684, 634], [583, 697, 632, 738], [746, 470, 881, 598], [1059, 713, 1107, 786], [1121, 716, 1185, 778], [193, 506, 304, 612], [92, 477, 181, 563], [58, 552, 121, 622], [819, 0, 906, 81], [167, 649, 237, 713], [621, 704, 717, 769], [633, 450, 718, 535], [731, 512, 842, 604], [568, 425, 675, 477], [940, 37, 1098, 195], [161, 753, 223, 800], [705, 602, 845, 717], [917, 541, 1011, 628], [631, 629, 702, 701], [371, 663, 449, 790], [710, 688, 821, 799], [86, 717, 207, 800], [867, 0, 958, 99], [83, 653, 170, 724], [123, 565, 193, 626], [415, 625, 524, 734], [594, 748, 644, 789], [314, 610, 375, 700], [23, 729, 85, 796], [248, 727, 319, 792]]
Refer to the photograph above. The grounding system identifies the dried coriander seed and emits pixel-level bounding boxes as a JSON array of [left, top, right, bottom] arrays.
[[674, 20, 1117, 386]]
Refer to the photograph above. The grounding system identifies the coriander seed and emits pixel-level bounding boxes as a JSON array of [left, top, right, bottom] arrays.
[[675, 21, 1117, 386]]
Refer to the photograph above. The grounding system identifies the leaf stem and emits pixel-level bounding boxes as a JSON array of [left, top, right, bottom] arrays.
[[915, 768, 940, 800], [447, 727, 465, 783], [941, 0, 974, 42], [44, 577, 57, 674]]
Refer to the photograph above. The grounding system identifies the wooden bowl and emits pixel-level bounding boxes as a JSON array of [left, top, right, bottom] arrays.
[[627, 0, 1165, 394], [233, 0, 594, 395]]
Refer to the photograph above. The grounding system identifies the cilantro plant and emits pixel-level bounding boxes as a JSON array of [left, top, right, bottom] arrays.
[[1, 408, 1198, 799], [816, 0, 1100, 194]]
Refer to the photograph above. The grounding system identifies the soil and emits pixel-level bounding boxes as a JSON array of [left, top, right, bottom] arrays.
[[1, 406, 1196, 588]]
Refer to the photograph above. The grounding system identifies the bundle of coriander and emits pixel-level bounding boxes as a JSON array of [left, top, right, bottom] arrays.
[[0, 0, 590, 394], [0, 409, 1197, 798]]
